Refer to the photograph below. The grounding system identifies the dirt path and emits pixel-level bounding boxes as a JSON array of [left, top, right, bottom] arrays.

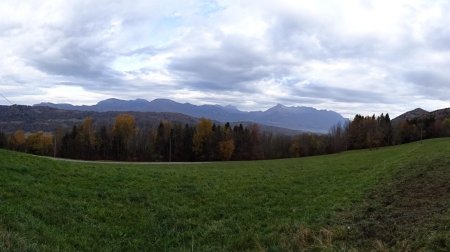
[[39, 156, 211, 165]]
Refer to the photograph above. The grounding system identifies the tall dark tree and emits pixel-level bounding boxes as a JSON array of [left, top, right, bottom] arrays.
[[0, 131, 7, 148], [347, 114, 365, 149], [181, 124, 195, 161], [169, 124, 192, 162], [96, 126, 112, 160], [60, 126, 79, 159], [154, 121, 171, 161], [232, 124, 251, 160], [382, 113, 393, 145]]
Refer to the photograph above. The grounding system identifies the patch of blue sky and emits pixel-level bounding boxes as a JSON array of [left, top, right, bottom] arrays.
[[197, 0, 225, 16], [148, 15, 185, 47]]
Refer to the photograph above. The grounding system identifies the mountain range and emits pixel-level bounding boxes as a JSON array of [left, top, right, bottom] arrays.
[[35, 98, 348, 133]]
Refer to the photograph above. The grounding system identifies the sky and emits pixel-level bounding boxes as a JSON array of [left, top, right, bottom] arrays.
[[1, 0, 450, 118]]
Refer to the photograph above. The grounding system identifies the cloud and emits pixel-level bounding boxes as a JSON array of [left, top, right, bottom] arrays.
[[1, 0, 450, 117], [404, 68, 450, 99], [169, 36, 274, 91]]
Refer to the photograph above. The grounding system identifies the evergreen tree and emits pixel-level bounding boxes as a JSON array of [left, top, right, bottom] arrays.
[[96, 126, 112, 160], [0, 131, 7, 148]]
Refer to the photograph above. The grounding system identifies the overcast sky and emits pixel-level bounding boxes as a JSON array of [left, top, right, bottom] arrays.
[[1, 0, 450, 117]]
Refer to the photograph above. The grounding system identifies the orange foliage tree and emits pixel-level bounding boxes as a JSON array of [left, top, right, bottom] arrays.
[[112, 114, 137, 160], [193, 118, 213, 160]]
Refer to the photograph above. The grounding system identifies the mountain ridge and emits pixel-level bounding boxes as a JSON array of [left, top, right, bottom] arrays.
[[34, 98, 348, 133]]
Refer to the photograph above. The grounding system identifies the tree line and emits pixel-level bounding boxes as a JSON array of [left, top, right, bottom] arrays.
[[1, 112, 450, 161]]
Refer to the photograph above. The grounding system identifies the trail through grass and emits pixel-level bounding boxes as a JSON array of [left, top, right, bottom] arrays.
[[0, 138, 449, 251]]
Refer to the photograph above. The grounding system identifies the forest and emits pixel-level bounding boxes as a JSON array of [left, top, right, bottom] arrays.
[[0, 112, 448, 162]]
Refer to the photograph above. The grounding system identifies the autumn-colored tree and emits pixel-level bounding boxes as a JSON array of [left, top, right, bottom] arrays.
[[112, 114, 137, 160], [289, 136, 302, 157], [193, 118, 213, 160], [218, 139, 234, 161], [9, 130, 26, 151], [25, 131, 53, 155], [217, 122, 234, 160]]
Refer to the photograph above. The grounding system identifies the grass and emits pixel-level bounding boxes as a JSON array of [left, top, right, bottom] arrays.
[[0, 138, 449, 251]]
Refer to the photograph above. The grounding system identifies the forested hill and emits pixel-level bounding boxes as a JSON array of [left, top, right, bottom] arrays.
[[0, 105, 302, 135], [0, 105, 197, 133], [393, 107, 450, 124], [35, 98, 348, 133]]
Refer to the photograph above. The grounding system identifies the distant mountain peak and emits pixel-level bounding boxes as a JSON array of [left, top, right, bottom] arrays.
[[152, 98, 175, 103], [266, 104, 317, 113], [266, 104, 287, 112], [134, 98, 149, 102], [224, 105, 240, 112], [411, 108, 428, 113], [97, 98, 123, 105]]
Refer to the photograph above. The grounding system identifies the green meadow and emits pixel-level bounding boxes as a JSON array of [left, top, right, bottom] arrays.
[[1, 138, 449, 251]]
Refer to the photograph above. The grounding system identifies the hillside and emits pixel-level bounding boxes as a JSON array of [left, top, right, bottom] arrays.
[[1, 138, 449, 251], [35, 98, 348, 133]]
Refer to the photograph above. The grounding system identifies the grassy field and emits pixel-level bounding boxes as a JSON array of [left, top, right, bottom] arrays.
[[1, 138, 449, 251]]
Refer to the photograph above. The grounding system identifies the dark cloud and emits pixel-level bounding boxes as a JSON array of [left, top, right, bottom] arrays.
[[404, 69, 450, 99], [269, 14, 324, 56], [427, 28, 450, 51], [169, 35, 281, 91], [267, 11, 386, 61], [29, 41, 117, 79], [21, 8, 126, 91], [293, 83, 394, 104]]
